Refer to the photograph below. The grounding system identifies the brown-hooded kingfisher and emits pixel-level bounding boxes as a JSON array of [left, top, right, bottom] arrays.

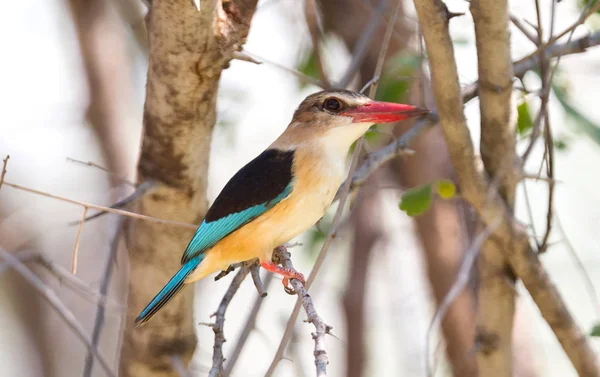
[[135, 89, 429, 326]]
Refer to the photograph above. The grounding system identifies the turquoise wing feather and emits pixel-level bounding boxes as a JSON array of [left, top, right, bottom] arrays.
[[181, 182, 293, 264]]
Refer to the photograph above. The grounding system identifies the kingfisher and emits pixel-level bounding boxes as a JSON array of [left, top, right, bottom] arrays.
[[135, 89, 429, 326]]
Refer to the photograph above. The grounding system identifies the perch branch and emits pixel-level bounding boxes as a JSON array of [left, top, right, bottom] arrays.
[[265, 3, 401, 375], [273, 246, 330, 377]]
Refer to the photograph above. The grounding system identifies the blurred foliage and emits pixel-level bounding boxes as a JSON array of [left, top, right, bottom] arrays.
[[516, 98, 534, 136], [552, 79, 600, 147], [591, 322, 600, 337], [579, 0, 600, 29], [530, 69, 600, 148], [297, 50, 319, 89], [399, 179, 456, 217]]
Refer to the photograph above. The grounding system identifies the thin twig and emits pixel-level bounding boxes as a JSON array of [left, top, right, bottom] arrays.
[[336, 0, 388, 88], [517, 0, 600, 65], [0, 247, 117, 377], [304, 0, 331, 89], [66, 157, 136, 187], [244, 51, 324, 88], [250, 261, 268, 297], [0, 155, 9, 191], [2, 181, 196, 229], [208, 267, 251, 377], [223, 272, 274, 377], [69, 179, 156, 225], [83, 216, 124, 377], [462, 30, 600, 104], [273, 246, 331, 377], [510, 14, 540, 44], [72, 207, 88, 274], [264, 3, 402, 375], [425, 219, 501, 377]]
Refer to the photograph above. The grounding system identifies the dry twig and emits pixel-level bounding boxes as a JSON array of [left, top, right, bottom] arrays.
[[2, 181, 195, 229], [208, 266, 251, 377], [0, 247, 117, 377], [273, 246, 331, 377]]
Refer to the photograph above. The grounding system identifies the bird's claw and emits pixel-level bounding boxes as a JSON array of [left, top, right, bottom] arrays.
[[282, 273, 306, 295]]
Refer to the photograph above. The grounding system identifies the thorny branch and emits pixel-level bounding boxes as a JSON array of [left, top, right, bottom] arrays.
[[272, 246, 331, 377]]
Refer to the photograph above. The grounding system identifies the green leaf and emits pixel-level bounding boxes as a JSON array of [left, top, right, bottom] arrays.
[[436, 179, 456, 199], [591, 323, 600, 337], [399, 183, 433, 217], [554, 137, 569, 151], [516, 100, 534, 136], [375, 53, 422, 103]]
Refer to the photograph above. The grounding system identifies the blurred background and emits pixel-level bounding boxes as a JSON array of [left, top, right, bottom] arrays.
[[0, 0, 599, 376]]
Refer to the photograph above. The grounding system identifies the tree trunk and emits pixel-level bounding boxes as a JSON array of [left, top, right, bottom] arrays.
[[119, 1, 257, 376]]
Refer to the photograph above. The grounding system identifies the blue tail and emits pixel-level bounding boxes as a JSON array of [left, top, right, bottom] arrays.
[[135, 257, 202, 327]]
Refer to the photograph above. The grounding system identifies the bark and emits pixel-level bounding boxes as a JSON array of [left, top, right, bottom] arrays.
[[470, 1, 518, 375], [319, 2, 478, 376], [119, 1, 257, 376], [412, 1, 600, 376]]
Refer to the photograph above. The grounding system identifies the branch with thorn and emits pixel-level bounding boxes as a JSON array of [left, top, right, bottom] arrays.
[[272, 246, 331, 377]]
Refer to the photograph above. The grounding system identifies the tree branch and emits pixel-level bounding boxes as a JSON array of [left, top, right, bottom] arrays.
[[208, 266, 251, 377], [273, 246, 331, 377], [470, 0, 518, 374], [413, 1, 600, 375]]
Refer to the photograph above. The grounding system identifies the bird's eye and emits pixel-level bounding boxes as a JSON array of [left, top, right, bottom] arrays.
[[323, 98, 342, 112]]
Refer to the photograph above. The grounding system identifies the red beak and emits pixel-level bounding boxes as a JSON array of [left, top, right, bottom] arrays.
[[340, 100, 430, 124]]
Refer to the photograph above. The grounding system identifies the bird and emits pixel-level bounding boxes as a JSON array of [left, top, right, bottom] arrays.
[[135, 89, 429, 326]]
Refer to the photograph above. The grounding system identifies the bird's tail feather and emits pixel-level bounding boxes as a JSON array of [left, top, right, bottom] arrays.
[[134, 256, 202, 327]]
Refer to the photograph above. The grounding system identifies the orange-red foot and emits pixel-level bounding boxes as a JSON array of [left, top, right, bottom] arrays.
[[260, 261, 305, 295]]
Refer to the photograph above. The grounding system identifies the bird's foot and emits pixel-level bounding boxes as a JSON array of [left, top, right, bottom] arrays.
[[260, 261, 305, 295]]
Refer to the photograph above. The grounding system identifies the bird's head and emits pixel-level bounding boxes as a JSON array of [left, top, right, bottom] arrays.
[[276, 89, 430, 153]]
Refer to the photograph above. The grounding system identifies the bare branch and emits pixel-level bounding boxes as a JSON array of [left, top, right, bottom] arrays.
[[413, 0, 600, 375], [250, 261, 268, 297], [208, 266, 251, 377], [510, 14, 539, 45], [273, 246, 330, 377], [223, 272, 274, 377], [0, 247, 117, 377], [2, 180, 195, 229], [69, 180, 156, 225], [83, 216, 124, 377]]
